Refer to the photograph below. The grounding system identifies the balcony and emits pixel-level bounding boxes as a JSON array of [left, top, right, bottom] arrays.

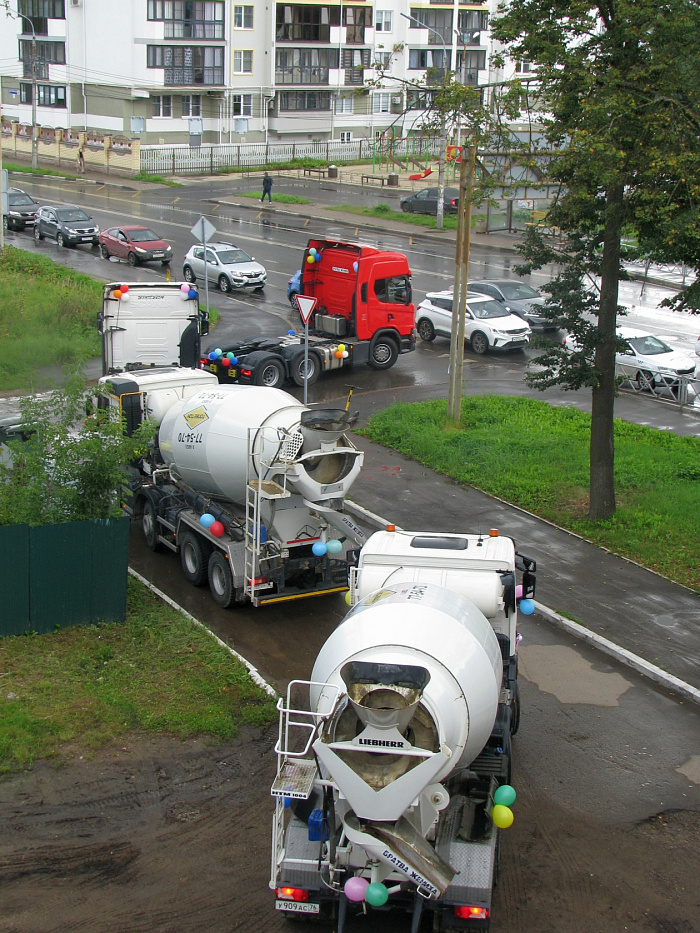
[[275, 67, 330, 85], [344, 67, 364, 86], [344, 25, 366, 44]]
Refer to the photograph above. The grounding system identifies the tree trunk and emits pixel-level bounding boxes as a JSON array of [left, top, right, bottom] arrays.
[[589, 184, 623, 521]]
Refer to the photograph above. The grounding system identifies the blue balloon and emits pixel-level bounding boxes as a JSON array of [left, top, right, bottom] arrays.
[[314, 252, 321, 262], [229, 356, 238, 365], [312, 542, 327, 557], [287, 329, 296, 336], [353, 261, 359, 272], [200, 513, 215, 528], [188, 288, 197, 299], [208, 351, 218, 361], [519, 598, 535, 615]]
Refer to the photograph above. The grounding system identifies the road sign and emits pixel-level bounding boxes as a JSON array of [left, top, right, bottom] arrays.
[[296, 295, 317, 325], [191, 216, 216, 242]]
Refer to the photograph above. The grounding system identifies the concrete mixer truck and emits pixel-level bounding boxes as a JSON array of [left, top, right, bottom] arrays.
[[97, 366, 367, 608], [270, 533, 536, 931]]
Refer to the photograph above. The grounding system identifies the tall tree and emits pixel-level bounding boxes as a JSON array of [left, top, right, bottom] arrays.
[[490, 0, 700, 520]]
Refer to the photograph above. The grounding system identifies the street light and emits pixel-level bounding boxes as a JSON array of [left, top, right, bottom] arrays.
[[400, 12, 450, 229], [16, 13, 38, 169]]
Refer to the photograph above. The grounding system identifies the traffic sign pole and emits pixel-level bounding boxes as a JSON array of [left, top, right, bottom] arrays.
[[294, 296, 318, 406], [191, 216, 217, 319]]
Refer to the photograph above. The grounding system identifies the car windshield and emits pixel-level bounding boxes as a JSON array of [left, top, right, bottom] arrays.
[[56, 209, 91, 222], [128, 228, 161, 242], [627, 335, 672, 355], [217, 248, 252, 264], [469, 300, 510, 319], [496, 282, 540, 300], [9, 193, 34, 206]]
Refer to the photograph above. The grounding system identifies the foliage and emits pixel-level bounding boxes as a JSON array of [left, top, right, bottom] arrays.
[[358, 396, 700, 590], [131, 172, 183, 186], [3, 162, 73, 179], [0, 577, 277, 770], [0, 375, 156, 526], [236, 191, 312, 204]]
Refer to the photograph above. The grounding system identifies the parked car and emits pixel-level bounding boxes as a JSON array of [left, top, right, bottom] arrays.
[[34, 205, 99, 248], [615, 327, 697, 396], [416, 290, 531, 354], [99, 225, 173, 266], [183, 242, 267, 293], [287, 269, 302, 308], [400, 187, 459, 215], [3, 188, 38, 231], [467, 279, 558, 333]]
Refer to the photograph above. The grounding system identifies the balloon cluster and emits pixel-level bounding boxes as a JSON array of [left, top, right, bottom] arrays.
[[491, 784, 517, 829], [515, 583, 535, 616], [353, 261, 359, 272], [207, 348, 239, 368], [180, 282, 198, 300], [343, 877, 388, 907], [112, 284, 130, 301], [312, 539, 343, 557], [306, 247, 323, 265], [334, 343, 349, 360], [200, 512, 225, 537]]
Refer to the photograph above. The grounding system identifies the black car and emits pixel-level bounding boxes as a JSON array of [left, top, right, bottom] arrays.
[[400, 186, 460, 215], [3, 188, 38, 231], [467, 279, 559, 333], [34, 204, 100, 248]]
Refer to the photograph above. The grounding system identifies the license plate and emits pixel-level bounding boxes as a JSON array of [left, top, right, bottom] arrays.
[[209, 364, 218, 372], [254, 582, 274, 591], [227, 369, 237, 379], [152, 253, 163, 258], [81, 237, 92, 242], [275, 901, 319, 914]]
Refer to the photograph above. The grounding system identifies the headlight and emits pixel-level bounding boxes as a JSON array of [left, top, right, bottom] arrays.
[[135, 247, 148, 253]]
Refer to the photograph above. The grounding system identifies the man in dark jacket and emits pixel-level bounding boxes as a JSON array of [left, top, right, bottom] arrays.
[[261, 173, 273, 202]]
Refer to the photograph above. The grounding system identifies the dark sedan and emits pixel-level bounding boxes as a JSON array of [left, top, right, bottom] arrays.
[[400, 187, 459, 215], [467, 279, 559, 332], [99, 225, 173, 266], [3, 188, 38, 231]]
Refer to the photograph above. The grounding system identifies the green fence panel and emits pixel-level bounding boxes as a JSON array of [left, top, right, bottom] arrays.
[[29, 521, 94, 633], [89, 517, 131, 624], [0, 524, 30, 636]]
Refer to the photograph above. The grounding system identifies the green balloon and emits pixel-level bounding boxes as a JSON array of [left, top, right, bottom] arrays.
[[494, 784, 516, 807], [365, 882, 389, 907]]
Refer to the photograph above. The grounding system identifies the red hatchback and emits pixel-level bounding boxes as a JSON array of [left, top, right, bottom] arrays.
[[99, 224, 173, 267]]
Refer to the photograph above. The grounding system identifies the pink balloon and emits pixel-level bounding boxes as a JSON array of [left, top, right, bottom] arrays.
[[515, 584, 523, 599], [210, 521, 225, 537], [181, 283, 190, 293], [344, 876, 369, 903]]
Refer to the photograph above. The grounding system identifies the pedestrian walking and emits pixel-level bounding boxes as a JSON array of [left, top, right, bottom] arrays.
[[261, 172, 273, 202], [77, 147, 85, 174]]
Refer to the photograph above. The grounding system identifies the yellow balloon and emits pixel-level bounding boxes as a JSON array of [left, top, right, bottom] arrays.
[[338, 343, 346, 352], [345, 591, 352, 605], [492, 804, 514, 829]]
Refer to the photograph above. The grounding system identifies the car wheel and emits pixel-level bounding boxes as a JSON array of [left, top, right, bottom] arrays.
[[180, 530, 212, 587], [289, 291, 299, 310], [100, 244, 110, 260], [127, 252, 138, 267], [2, 216, 7, 232], [218, 275, 232, 293], [291, 352, 319, 387], [208, 550, 237, 609], [57, 232, 65, 248], [183, 265, 196, 283], [142, 498, 162, 552], [253, 357, 285, 387], [635, 370, 654, 391], [401, 203, 411, 213], [368, 335, 399, 370], [470, 331, 489, 355], [34, 225, 43, 242], [417, 318, 436, 342]]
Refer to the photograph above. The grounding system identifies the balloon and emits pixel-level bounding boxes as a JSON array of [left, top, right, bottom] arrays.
[[338, 344, 346, 352], [515, 584, 524, 599], [210, 520, 225, 538], [335, 350, 343, 359], [309, 247, 317, 256], [519, 598, 535, 616], [342, 351, 349, 359], [287, 330, 296, 336], [188, 288, 197, 299], [182, 290, 191, 300], [208, 351, 218, 361], [312, 542, 327, 557], [120, 284, 129, 293], [226, 352, 236, 359], [221, 357, 231, 367], [344, 877, 369, 903], [180, 283, 190, 293], [326, 539, 343, 555], [200, 513, 215, 528], [120, 292, 130, 302], [215, 348, 222, 357], [365, 883, 389, 907], [353, 261, 359, 272], [492, 805, 514, 829], [494, 785, 517, 807], [314, 252, 321, 262], [113, 289, 122, 299], [345, 591, 352, 604], [229, 356, 238, 365], [307, 255, 315, 264]]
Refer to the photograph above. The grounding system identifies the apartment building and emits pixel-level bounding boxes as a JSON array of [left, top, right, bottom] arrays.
[[0, 0, 498, 145]]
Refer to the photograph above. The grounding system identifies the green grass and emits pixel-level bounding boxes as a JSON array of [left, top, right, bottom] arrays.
[[132, 172, 183, 186], [0, 577, 277, 772], [359, 396, 700, 590], [237, 191, 312, 204], [5, 162, 76, 180], [329, 203, 461, 230]]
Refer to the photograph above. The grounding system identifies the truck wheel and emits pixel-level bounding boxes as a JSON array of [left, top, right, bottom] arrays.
[[100, 244, 110, 260], [180, 531, 211, 587], [218, 275, 232, 293], [417, 318, 436, 342], [127, 252, 139, 267], [142, 499, 162, 552], [470, 331, 489, 355], [291, 352, 319, 387], [253, 357, 285, 388], [183, 266, 196, 283], [208, 551, 237, 609], [368, 335, 399, 370]]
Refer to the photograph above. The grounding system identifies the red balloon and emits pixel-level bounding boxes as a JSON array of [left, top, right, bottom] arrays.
[[210, 521, 225, 537], [120, 284, 129, 293], [221, 357, 231, 367]]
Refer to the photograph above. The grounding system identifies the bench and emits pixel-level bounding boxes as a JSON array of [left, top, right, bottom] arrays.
[[362, 174, 387, 186], [303, 168, 327, 179], [525, 209, 561, 237]]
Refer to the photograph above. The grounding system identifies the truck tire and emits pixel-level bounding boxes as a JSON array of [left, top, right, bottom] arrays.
[[253, 357, 285, 388], [180, 531, 211, 587], [368, 334, 399, 370], [291, 352, 319, 387], [208, 551, 237, 609], [142, 498, 162, 552], [417, 318, 436, 342], [470, 331, 489, 355]]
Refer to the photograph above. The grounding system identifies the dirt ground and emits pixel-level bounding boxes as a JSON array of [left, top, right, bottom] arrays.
[[0, 731, 698, 933]]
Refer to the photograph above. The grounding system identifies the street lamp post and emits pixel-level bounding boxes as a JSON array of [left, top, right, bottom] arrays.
[[17, 13, 38, 170], [401, 12, 450, 229]]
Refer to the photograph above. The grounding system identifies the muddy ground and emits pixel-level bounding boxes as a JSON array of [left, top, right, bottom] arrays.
[[0, 730, 697, 933]]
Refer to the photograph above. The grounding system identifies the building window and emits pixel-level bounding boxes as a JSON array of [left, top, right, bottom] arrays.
[[234, 5, 253, 29], [375, 10, 392, 32], [19, 39, 65, 64], [152, 94, 173, 117], [516, 59, 532, 74], [276, 5, 340, 42], [336, 95, 354, 114], [147, 1, 225, 40], [279, 91, 331, 111], [408, 7, 452, 46], [233, 94, 252, 116], [147, 45, 224, 85], [408, 49, 450, 73], [374, 51, 392, 72], [340, 131, 352, 143], [457, 49, 486, 84], [457, 10, 488, 42], [233, 49, 253, 74], [275, 48, 338, 85], [372, 92, 391, 113], [20, 82, 66, 107], [181, 94, 201, 116], [18, 0, 65, 35], [406, 89, 433, 110]]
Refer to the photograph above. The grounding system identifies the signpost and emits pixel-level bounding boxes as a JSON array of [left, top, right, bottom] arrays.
[[295, 295, 317, 405], [191, 216, 217, 318]]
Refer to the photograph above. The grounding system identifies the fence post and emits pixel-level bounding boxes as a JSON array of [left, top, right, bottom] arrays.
[[210, 146, 214, 174], [292, 143, 295, 161], [172, 149, 175, 176]]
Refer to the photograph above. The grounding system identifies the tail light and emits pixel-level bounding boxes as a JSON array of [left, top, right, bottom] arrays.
[[450, 198, 458, 207], [454, 905, 489, 920], [276, 887, 310, 903]]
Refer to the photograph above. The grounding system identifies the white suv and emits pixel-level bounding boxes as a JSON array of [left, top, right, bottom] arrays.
[[416, 290, 531, 354], [183, 242, 267, 293]]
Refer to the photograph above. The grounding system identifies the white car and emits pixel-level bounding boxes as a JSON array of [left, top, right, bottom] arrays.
[[416, 290, 531, 354], [616, 327, 697, 395], [182, 242, 267, 293]]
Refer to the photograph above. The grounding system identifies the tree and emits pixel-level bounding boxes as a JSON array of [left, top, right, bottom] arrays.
[[490, 0, 700, 520]]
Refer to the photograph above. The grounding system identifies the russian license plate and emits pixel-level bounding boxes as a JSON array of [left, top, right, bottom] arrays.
[[227, 369, 237, 378], [81, 237, 92, 242], [275, 901, 319, 914], [152, 253, 163, 258]]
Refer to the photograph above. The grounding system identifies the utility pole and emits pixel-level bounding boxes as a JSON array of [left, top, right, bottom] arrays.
[[447, 145, 475, 423], [17, 13, 38, 170]]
